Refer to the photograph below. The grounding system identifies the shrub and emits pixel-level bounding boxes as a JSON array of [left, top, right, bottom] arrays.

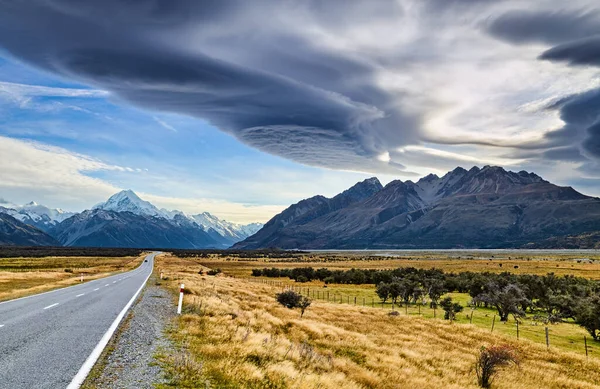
[[206, 268, 221, 276], [296, 275, 309, 283], [440, 297, 463, 321], [276, 290, 312, 318], [475, 345, 519, 388], [64, 268, 73, 273]]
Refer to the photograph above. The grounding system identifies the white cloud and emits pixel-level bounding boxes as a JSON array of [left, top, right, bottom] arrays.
[[0, 136, 284, 223], [152, 116, 177, 132]]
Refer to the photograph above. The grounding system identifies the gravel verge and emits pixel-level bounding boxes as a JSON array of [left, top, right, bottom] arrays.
[[83, 276, 176, 389]]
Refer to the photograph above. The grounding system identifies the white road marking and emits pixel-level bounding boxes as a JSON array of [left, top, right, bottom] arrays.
[[105, 284, 109, 287], [43, 303, 59, 310], [76, 294, 85, 297], [93, 288, 100, 291], [0, 324, 4, 328], [112, 281, 117, 284], [67, 254, 155, 389]]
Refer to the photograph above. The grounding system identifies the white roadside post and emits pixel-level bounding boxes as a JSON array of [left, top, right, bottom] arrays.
[[177, 284, 184, 315], [80, 274, 84, 282]]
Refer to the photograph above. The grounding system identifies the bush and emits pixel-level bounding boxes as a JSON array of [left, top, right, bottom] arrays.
[[64, 268, 73, 273], [206, 268, 221, 276], [440, 297, 463, 321], [296, 275, 309, 283], [276, 290, 312, 318], [475, 345, 519, 388]]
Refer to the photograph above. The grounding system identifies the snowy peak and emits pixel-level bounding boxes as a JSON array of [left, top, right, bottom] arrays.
[[94, 190, 163, 218], [92, 190, 263, 244]]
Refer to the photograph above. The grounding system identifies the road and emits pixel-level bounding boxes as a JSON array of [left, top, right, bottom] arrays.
[[0, 252, 156, 389]]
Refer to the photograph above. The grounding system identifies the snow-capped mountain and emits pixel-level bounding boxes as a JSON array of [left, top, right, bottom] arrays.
[[0, 201, 75, 232], [93, 190, 164, 218], [91, 190, 263, 244], [189, 212, 262, 242], [0, 190, 264, 248]]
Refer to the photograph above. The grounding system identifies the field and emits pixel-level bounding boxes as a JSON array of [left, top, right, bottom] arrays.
[[0, 255, 145, 302], [156, 254, 600, 389], [185, 253, 600, 357]]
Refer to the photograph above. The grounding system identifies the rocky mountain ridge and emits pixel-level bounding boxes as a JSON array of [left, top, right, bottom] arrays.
[[234, 165, 600, 249]]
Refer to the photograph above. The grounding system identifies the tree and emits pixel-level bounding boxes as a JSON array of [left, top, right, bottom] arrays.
[[474, 345, 519, 388], [425, 278, 447, 308], [573, 294, 600, 340], [298, 296, 312, 318], [440, 296, 463, 321], [477, 283, 529, 322], [376, 282, 391, 303], [276, 290, 312, 318]]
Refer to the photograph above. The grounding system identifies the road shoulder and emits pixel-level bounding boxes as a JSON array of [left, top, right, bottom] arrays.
[[82, 275, 176, 389]]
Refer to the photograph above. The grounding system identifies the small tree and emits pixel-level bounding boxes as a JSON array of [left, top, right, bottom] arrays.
[[574, 294, 600, 340], [376, 282, 391, 303], [425, 278, 447, 308], [298, 296, 312, 318], [477, 283, 529, 322], [475, 345, 519, 388], [440, 296, 463, 321], [276, 290, 312, 318]]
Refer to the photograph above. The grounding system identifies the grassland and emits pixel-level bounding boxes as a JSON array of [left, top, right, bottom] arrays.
[[187, 254, 600, 357], [193, 254, 600, 279], [156, 254, 600, 389], [0, 255, 145, 302]]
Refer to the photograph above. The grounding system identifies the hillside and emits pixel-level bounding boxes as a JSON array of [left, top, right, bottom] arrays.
[[0, 213, 60, 246], [234, 166, 600, 249]]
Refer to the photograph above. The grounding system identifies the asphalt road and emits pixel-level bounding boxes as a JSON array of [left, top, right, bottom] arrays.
[[0, 252, 156, 389]]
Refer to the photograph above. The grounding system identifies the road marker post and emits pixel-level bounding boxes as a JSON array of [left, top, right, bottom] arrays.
[[177, 284, 185, 315], [80, 274, 83, 282]]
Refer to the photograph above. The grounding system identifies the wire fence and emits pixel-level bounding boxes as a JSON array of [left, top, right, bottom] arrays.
[[248, 277, 598, 359]]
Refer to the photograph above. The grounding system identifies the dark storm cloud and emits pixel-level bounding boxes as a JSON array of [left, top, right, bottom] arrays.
[[486, 9, 600, 45], [539, 37, 600, 66], [0, 0, 415, 174], [543, 89, 600, 160]]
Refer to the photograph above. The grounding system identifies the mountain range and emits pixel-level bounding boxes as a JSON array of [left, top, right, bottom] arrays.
[[234, 165, 600, 249], [0, 191, 262, 248]]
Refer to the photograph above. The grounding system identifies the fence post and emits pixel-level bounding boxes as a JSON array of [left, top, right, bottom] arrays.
[[516, 320, 519, 340], [363, 297, 365, 306], [405, 303, 408, 315], [470, 310, 474, 324], [354, 296, 357, 305], [545, 327, 550, 348], [327, 291, 329, 301], [585, 336, 589, 359], [177, 283, 185, 315], [491, 315, 496, 333], [371, 298, 374, 308]]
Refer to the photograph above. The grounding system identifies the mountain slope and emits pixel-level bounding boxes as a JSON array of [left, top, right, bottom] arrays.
[[234, 166, 600, 249], [50, 209, 219, 249], [0, 213, 60, 246], [94, 190, 263, 245], [0, 203, 74, 232]]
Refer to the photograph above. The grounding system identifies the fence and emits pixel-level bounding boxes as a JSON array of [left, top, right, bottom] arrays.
[[248, 277, 598, 359]]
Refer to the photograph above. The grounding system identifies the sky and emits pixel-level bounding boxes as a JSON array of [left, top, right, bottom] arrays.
[[1, 0, 600, 223]]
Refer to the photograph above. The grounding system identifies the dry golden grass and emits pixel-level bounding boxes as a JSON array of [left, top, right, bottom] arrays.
[[157, 255, 600, 389], [195, 255, 600, 280], [0, 255, 144, 302]]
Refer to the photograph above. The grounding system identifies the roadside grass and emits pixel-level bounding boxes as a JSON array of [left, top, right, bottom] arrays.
[[0, 255, 144, 302], [156, 254, 600, 389]]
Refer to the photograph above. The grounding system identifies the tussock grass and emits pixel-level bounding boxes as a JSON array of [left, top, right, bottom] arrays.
[[157, 255, 600, 389], [197, 256, 600, 280], [0, 255, 144, 301]]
